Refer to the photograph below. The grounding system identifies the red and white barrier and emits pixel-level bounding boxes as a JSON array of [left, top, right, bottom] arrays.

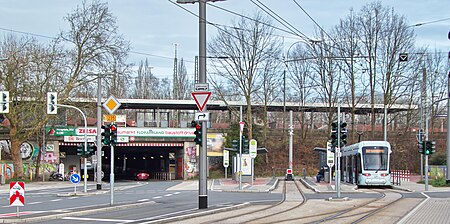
[[391, 170, 410, 185]]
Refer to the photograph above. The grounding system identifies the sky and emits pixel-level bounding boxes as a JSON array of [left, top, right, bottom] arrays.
[[0, 0, 449, 80]]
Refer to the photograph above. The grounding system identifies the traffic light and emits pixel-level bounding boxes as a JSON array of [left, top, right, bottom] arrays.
[[77, 143, 85, 157], [425, 140, 436, 155], [340, 122, 347, 147], [194, 122, 202, 145], [232, 139, 239, 149], [418, 141, 424, 154], [0, 91, 9, 113], [88, 144, 96, 157], [242, 136, 249, 154], [46, 92, 58, 115], [110, 123, 117, 145], [101, 125, 111, 146], [330, 122, 338, 148]]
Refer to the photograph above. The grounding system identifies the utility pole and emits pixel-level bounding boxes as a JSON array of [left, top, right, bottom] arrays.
[[198, 0, 208, 209], [177, 0, 226, 209], [96, 76, 102, 190]]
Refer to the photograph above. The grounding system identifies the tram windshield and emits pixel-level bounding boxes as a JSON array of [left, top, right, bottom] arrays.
[[362, 146, 388, 171]]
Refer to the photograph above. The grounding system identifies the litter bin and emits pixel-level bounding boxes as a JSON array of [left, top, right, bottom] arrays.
[[324, 171, 330, 182]]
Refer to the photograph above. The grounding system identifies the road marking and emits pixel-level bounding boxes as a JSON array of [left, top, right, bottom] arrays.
[[164, 194, 173, 197], [51, 199, 62, 202], [173, 192, 180, 195], [28, 201, 43, 205], [63, 217, 134, 222], [0, 211, 33, 218], [68, 197, 78, 199], [138, 199, 150, 202], [152, 196, 162, 199]]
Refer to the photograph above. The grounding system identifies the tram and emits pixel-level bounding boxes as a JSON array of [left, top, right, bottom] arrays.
[[341, 141, 392, 186]]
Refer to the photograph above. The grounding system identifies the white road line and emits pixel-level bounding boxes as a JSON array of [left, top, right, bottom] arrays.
[[68, 197, 78, 199], [173, 192, 180, 195], [50, 199, 62, 202], [164, 194, 173, 197], [28, 201, 43, 205], [63, 217, 134, 223], [152, 196, 162, 199], [138, 199, 150, 202]]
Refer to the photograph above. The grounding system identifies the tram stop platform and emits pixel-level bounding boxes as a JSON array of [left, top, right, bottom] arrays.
[[211, 177, 279, 192], [300, 176, 359, 193]]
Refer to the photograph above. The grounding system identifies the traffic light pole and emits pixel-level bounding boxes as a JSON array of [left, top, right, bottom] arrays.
[[425, 103, 429, 191], [56, 104, 88, 193], [336, 105, 341, 198], [96, 76, 102, 190], [198, 0, 207, 209]]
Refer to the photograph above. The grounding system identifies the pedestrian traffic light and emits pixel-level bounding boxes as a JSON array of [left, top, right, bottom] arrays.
[[0, 91, 9, 113], [77, 143, 85, 157], [194, 122, 202, 145], [46, 92, 58, 115], [330, 122, 338, 148], [101, 125, 111, 146], [340, 122, 347, 147], [110, 123, 117, 146]]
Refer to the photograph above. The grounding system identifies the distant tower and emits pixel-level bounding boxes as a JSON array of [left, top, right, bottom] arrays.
[[173, 43, 178, 99]]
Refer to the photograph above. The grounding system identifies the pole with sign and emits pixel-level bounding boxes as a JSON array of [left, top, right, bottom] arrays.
[[9, 182, 25, 217], [223, 150, 229, 179], [191, 90, 211, 209], [70, 173, 81, 194], [249, 139, 257, 186], [326, 141, 334, 184]]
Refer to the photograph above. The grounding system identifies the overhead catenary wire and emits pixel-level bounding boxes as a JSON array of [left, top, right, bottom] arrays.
[[168, 0, 285, 64], [249, 0, 312, 42]]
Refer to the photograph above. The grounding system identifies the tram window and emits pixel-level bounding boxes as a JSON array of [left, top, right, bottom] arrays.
[[362, 147, 388, 171]]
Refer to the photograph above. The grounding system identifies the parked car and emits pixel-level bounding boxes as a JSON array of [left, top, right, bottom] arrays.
[[136, 171, 150, 181]]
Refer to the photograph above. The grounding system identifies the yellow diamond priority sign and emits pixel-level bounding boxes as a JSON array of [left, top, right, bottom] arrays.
[[103, 95, 121, 114]]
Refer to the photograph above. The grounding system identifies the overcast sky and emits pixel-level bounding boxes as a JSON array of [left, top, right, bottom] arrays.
[[1, 0, 449, 80]]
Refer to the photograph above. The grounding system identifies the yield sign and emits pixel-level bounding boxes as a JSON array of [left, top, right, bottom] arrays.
[[192, 91, 211, 112], [10, 182, 25, 206]]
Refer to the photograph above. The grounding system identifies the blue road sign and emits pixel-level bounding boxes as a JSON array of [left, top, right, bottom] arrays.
[[70, 173, 81, 184]]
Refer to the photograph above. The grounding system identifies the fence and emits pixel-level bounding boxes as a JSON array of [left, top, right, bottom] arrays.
[[391, 169, 410, 185], [151, 172, 175, 180]]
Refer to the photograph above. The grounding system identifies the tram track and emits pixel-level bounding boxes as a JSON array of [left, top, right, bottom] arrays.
[[165, 179, 306, 224]]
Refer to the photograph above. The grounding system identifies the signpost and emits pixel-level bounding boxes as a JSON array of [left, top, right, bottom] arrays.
[[223, 150, 229, 179], [326, 141, 334, 183], [70, 173, 81, 194], [195, 112, 210, 122], [103, 114, 117, 122], [192, 91, 211, 112], [9, 182, 25, 217], [192, 90, 211, 209], [249, 139, 257, 186], [103, 95, 121, 114]]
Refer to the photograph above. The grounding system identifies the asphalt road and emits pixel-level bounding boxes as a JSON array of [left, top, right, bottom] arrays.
[[0, 181, 282, 223]]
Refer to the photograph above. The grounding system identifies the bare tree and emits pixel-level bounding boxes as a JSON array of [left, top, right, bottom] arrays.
[[0, 35, 66, 179], [0, 0, 130, 179], [209, 12, 281, 140], [355, 2, 414, 137], [58, 0, 130, 100], [286, 43, 315, 139]]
